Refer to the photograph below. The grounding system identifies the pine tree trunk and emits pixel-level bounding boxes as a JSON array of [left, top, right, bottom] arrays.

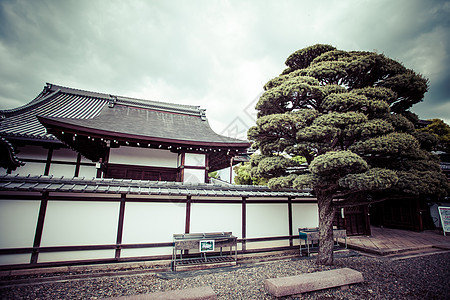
[[316, 191, 336, 265]]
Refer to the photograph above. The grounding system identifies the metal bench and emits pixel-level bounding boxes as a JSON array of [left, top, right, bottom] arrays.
[[298, 227, 347, 256], [172, 232, 237, 271]]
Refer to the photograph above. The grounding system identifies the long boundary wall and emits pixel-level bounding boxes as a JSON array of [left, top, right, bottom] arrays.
[[0, 191, 318, 269]]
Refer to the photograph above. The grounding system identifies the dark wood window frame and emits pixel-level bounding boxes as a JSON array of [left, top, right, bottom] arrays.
[[105, 163, 180, 181]]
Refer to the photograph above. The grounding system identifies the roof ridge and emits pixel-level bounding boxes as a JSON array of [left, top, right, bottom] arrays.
[[47, 83, 112, 99], [115, 97, 202, 116], [49, 83, 203, 116]]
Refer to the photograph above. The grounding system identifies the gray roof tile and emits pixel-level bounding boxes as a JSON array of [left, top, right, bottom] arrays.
[[0, 175, 312, 198]]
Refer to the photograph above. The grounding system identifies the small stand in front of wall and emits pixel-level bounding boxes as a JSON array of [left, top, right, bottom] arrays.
[[438, 206, 450, 236]]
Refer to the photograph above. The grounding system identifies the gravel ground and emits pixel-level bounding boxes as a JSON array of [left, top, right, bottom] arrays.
[[1, 251, 449, 300]]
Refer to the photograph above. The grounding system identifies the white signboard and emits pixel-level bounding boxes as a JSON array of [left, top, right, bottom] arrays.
[[438, 206, 450, 236]]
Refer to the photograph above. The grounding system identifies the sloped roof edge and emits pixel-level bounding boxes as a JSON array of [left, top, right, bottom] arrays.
[[0, 174, 314, 198]]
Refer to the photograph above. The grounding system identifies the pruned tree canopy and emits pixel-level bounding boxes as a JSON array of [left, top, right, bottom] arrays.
[[248, 44, 449, 265]]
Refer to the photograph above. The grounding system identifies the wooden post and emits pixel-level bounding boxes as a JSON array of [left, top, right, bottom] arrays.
[[242, 196, 247, 252], [74, 153, 82, 177], [44, 148, 53, 176], [31, 192, 49, 264], [185, 196, 192, 234], [115, 194, 126, 260], [288, 197, 293, 247], [229, 157, 234, 184]]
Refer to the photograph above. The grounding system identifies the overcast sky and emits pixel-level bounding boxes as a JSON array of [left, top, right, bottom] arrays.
[[0, 0, 449, 140]]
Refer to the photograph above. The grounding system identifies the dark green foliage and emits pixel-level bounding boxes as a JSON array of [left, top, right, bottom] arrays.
[[249, 44, 448, 201], [233, 161, 268, 186], [285, 44, 337, 71], [249, 44, 449, 265], [419, 119, 450, 153], [309, 151, 368, 177]]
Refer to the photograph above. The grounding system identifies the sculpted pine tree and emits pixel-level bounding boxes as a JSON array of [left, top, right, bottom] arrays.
[[248, 44, 449, 265]]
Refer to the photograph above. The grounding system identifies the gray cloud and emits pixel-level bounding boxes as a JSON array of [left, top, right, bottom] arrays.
[[1, 0, 449, 132]]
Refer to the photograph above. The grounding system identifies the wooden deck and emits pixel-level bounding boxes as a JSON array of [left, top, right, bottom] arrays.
[[346, 226, 450, 255]]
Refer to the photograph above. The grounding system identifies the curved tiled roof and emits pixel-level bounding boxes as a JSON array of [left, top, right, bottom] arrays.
[[38, 104, 247, 146], [0, 83, 249, 147], [0, 84, 107, 140]]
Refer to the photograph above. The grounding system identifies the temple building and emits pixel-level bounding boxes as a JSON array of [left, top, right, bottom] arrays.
[[0, 83, 250, 182]]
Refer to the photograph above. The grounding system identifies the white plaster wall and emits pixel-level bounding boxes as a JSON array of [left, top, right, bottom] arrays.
[[0, 195, 319, 266], [40, 201, 119, 247], [184, 153, 205, 166], [190, 204, 241, 236], [9, 145, 47, 176], [246, 204, 289, 238], [78, 165, 97, 178], [0, 200, 40, 248], [0, 254, 32, 265], [16, 145, 48, 160], [246, 240, 290, 250], [292, 203, 319, 230], [0, 200, 40, 266], [183, 169, 206, 183], [38, 250, 115, 263], [120, 247, 174, 258], [49, 164, 76, 178], [109, 147, 178, 168], [52, 148, 78, 161], [11, 162, 45, 176], [121, 202, 185, 257]]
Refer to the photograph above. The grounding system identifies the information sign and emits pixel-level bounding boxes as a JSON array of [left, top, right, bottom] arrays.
[[199, 240, 215, 252], [438, 206, 450, 236]]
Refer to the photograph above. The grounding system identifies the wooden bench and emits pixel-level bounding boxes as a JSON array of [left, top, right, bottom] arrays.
[[264, 268, 364, 297], [104, 286, 217, 300]]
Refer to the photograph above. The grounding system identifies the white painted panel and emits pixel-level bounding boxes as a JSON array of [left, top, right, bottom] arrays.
[[40, 201, 119, 246], [121, 247, 173, 258], [16, 145, 48, 160], [52, 148, 78, 161], [292, 203, 319, 230], [0, 200, 40, 248], [246, 240, 290, 250], [0, 254, 32, 266], [183, 169, 205, 183], [49, 164, 75, 178], [78, 165, 97, 179], [184, 153, 205, 166], [38, 250, 115, 263], [122, 202, 185, 244], [12, 162, 45, 176], [190, 204, 241, 236], [109, 147, 178, 167], [246, 204, 288, 238]]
